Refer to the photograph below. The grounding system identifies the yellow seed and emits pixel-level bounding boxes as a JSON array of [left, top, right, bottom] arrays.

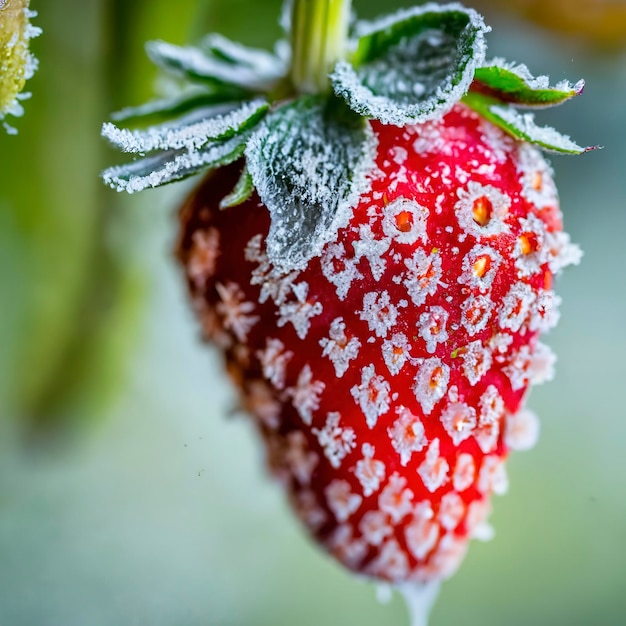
[[472, 196, 492, 226], [473, 256, 489, 278]]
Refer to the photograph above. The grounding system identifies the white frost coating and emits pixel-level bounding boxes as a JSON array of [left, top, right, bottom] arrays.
[[355, 443, 386, 497], [505, 407, 540, 451], [388, 405, 427, 466], [332, 4, 489, 126], [440, 401, 477, 446], [483, 57, 584, 97], [101, 134, 245, 193], [246, 99, 378, 272], [414, 358, 449, 415], [418, 438, 449, 492], [102, 99, 267, 153], [320, 317, 361, 378], [360, 511, 393, 547], [312, 412, 357, 469], [379, 473, 415, 523], [325, 480, 363, 522], [146, 40, 283, 92], [351, 364, 391, 429], [489, 105, 587, 154], [285, 364, 325, 426], [404, 502, 438, 561]]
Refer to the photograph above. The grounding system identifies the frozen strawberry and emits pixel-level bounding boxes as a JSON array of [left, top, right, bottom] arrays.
[[102, 0, 592, 617], [175, 102, 581, 583]]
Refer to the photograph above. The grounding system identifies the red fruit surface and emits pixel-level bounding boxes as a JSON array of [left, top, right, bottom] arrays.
[[176, 103, 579, 584]]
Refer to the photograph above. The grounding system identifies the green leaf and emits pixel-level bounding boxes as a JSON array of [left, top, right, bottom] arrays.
[[473, 61, 584, 107], [245, 95, 377, 272], [220, 166, 255, 209], [463, 92, 594, 154], [331, 5, 489, 126], [201, 32, 287, 77], [146, 39, 283, 95], [102, 98, 268, 153], [110, 90, 250, 126], [102, 133, 248, 193]]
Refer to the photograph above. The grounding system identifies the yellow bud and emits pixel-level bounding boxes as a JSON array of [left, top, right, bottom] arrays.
[[0, 0, 40, 132]]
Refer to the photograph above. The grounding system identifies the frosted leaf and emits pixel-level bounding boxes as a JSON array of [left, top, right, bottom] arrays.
[[332, 4, 489, 126], [474, 59, 584, 108], [465, 92, 592, 154], [246, 96, 377, 272], [146, 40, 283, 94], [110, 90, 246, 126], [102, 99, 268, 153], [220, 167, 255, 209], [201, 32, 287, 80], [101, 133, 248, 194]]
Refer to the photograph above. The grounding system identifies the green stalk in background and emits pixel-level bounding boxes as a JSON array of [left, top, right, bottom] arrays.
[[0, 0, 198, 435], [290, 0, 351, 93]]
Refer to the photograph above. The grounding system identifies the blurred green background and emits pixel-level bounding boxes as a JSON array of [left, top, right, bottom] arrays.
[[1, 1, 625, 625]]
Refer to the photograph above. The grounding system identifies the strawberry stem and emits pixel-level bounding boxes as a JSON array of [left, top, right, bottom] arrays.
[[289, 0, 351, 94]]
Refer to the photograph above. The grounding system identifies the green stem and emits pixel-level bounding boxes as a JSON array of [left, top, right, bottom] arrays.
[[290, 0, 351, 94]]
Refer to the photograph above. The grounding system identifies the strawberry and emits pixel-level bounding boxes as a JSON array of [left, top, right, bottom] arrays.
[[102, 0, 592, 615], [175, 102, 581, 583]]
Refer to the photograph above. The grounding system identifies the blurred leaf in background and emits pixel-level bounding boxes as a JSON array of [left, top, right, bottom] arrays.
[[0, 1, 625, 626], [0, 0, 200, 433]]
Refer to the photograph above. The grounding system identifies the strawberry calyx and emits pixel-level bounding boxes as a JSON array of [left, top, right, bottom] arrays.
[[102, 0, 592, 271]]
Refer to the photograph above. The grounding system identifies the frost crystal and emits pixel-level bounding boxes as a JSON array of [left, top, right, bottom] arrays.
[[405, 501, 439, 561], [355, 443, 386, 497], [388, 405, 427, 467], [414, 358, 450, 415], [360, 511, 393, 546], [351, 365, 391, 429], [418, 439, 449, 492], [319, 318, 361, 378], [379, 473, 415, 523], [325, 480, 363, 522], [321, 242, 363, 300], [313, 412, 357, 469], [286, 364, 325, 426], [359, 291, 398, 338]]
